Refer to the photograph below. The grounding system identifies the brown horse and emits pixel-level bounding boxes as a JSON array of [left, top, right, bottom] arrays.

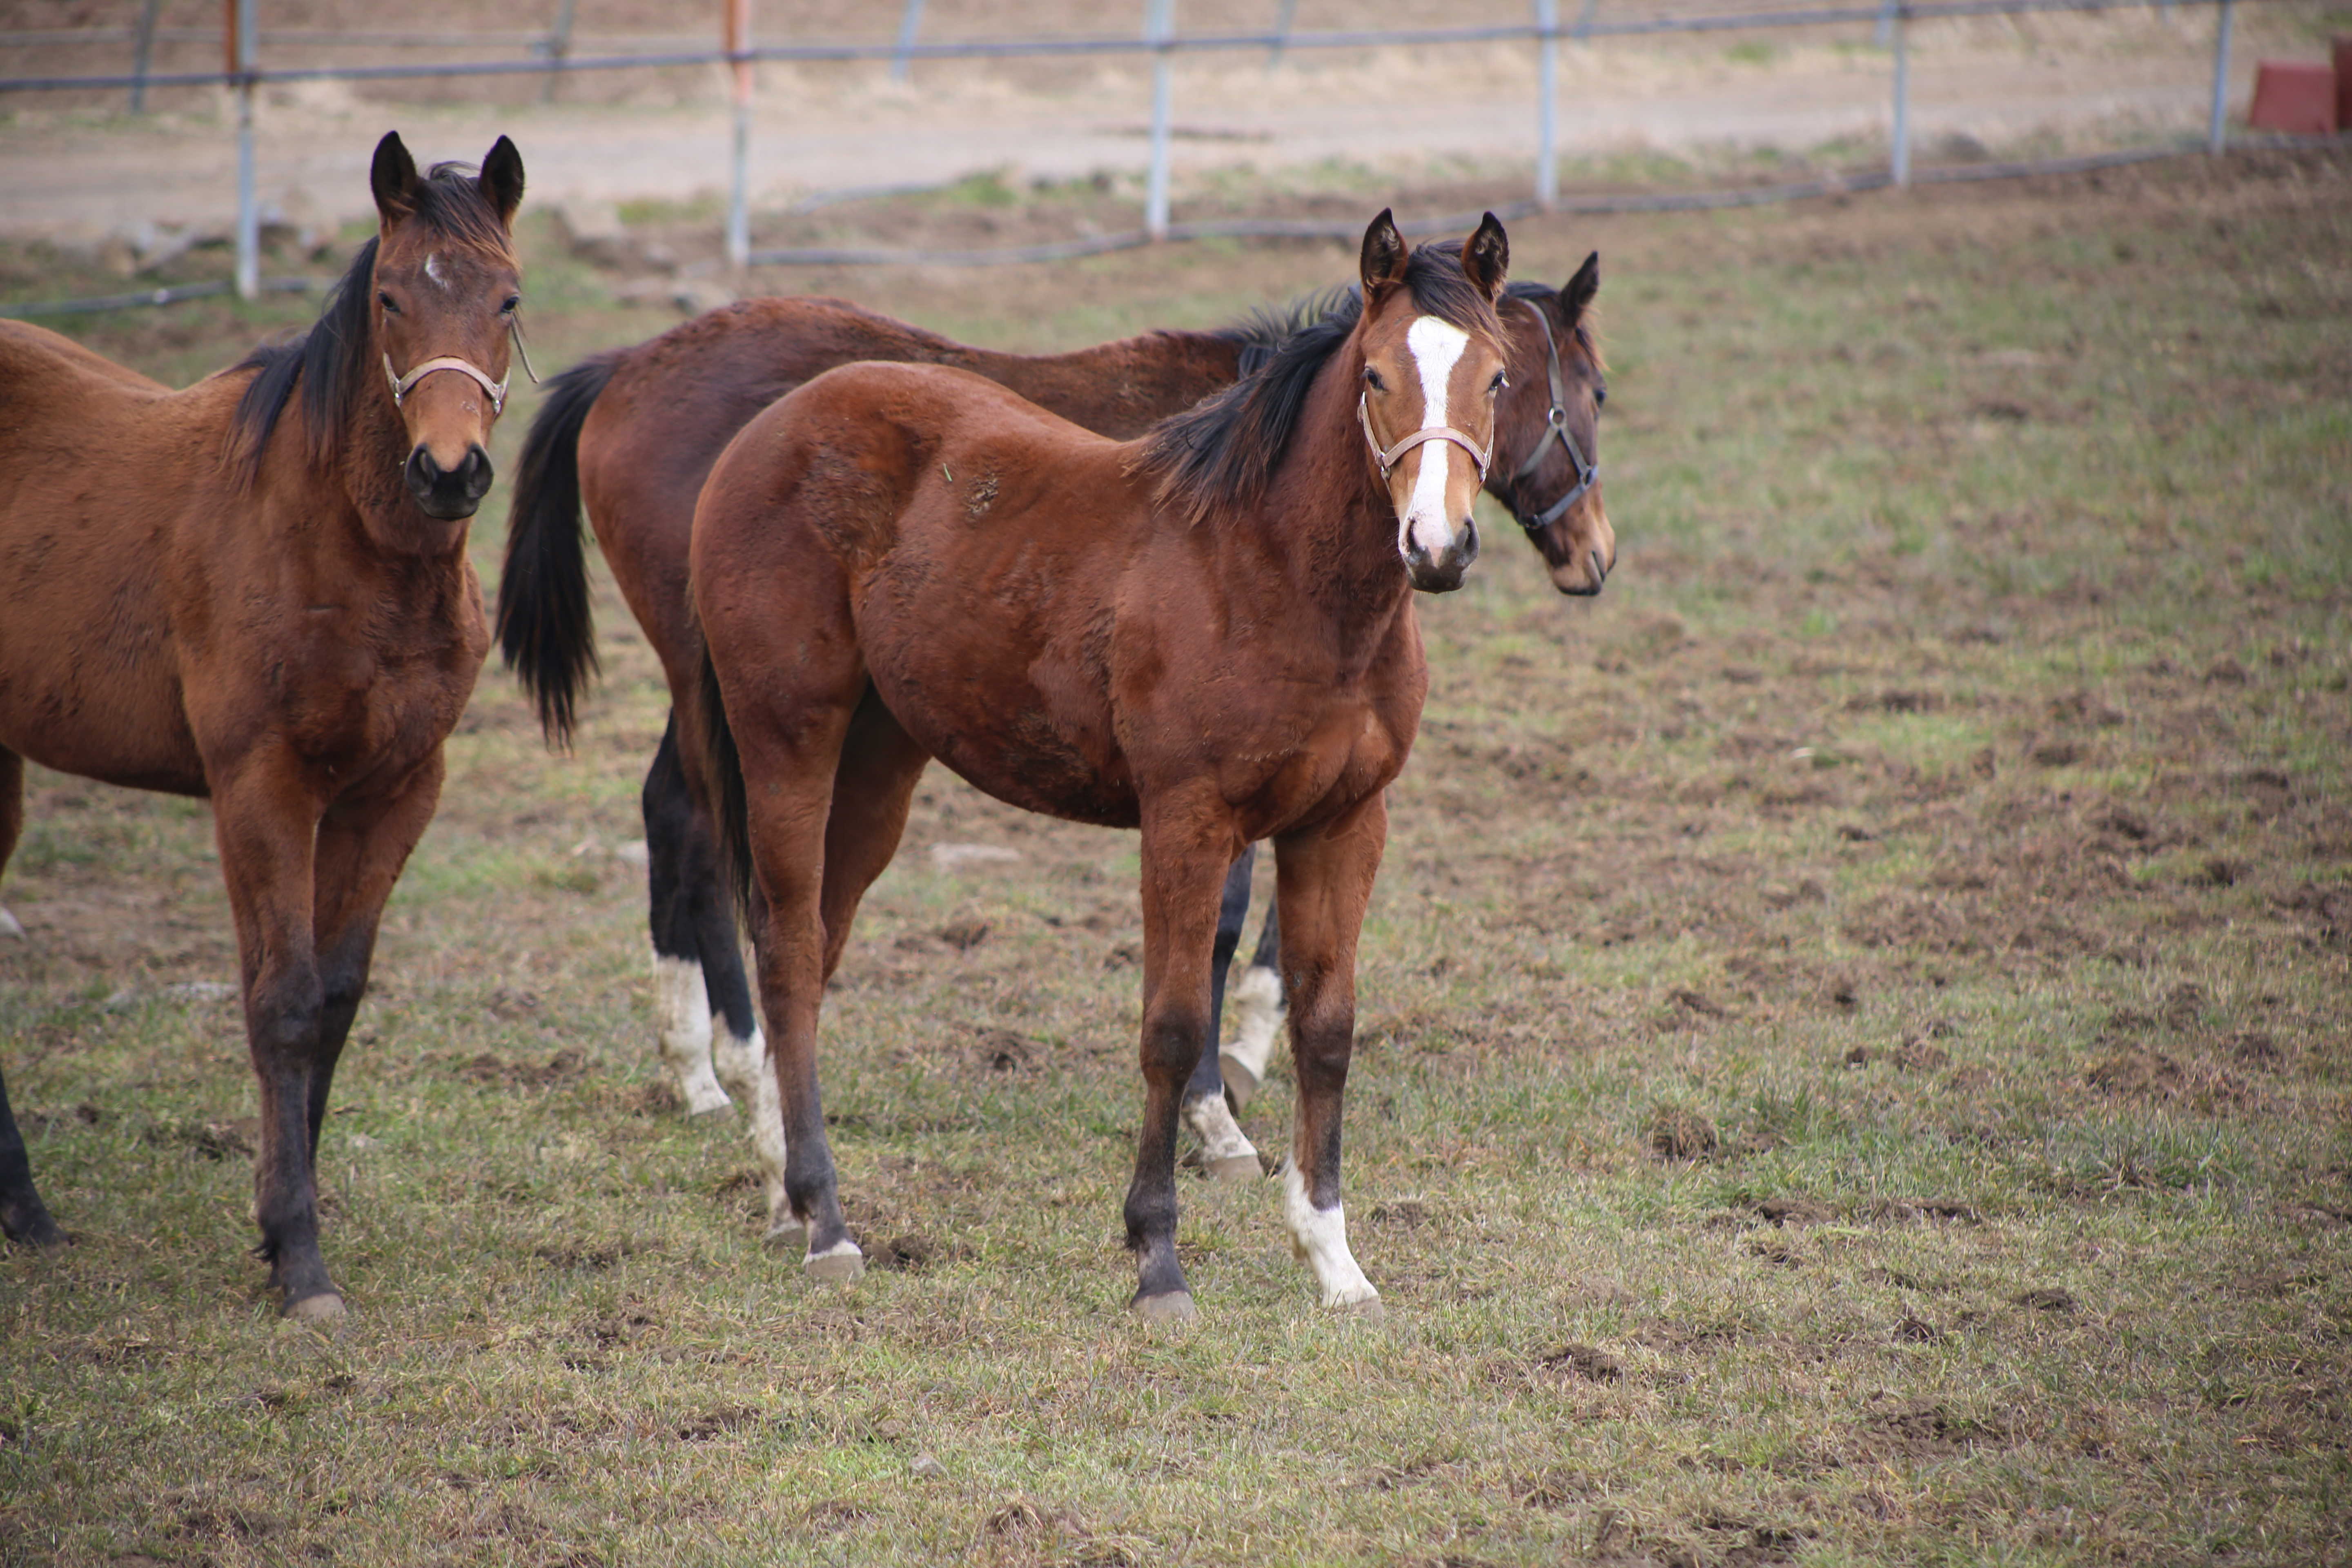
[[688, 212, 1514, 1319], [494, 254, 1613, 1231], [0, 133, 525, 1319]]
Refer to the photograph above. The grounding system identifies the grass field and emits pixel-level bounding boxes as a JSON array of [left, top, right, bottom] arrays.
[[2, 149, 2348, 1566]]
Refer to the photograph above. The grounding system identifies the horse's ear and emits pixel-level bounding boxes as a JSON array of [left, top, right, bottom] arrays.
[[1461, 212, 1509, 302], [478, 136, 525, 227], [1561, 250, 1600, 326], [371, 131, 419, 225], [1360, 209, 1408, 303]]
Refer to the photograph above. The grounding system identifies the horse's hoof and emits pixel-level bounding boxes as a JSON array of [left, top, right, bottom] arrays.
[[1132, 1290, 1198, 1325], [764, 1221, 809, 1254], [1206, 1153, 1261, 1183], [1218, 1052, 1259, 1113], [804, 1245, 864, 1285], [283, 1290, 346, 1323], [1333, 1293, 1385, 1323], [686, 1099, 737, 1122]]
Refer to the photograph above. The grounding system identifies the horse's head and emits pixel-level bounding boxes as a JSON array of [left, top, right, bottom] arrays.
[[1354, 210, 1512, 595], [1494, 256, 1615, 596], [367, 131, 525, 522]]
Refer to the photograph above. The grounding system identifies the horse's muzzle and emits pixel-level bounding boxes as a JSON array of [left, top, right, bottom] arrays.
[[1405, 516, 1478, 593], [405, 443, 495, 520]]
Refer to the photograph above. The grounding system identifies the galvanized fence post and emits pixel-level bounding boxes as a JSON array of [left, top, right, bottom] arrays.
[[726, 0, 753, 270], [1267, 0, 1298, 70], [1535, 0, 1559, 210], [541, 0, 575, 104], [2208, 0, 2235, 154], [891, 0, 925, 84], [1890, 1, 1911, 187], [130, 0, 163, 114], [232, 0, 258, 302], [1145, 0, 1175, 241]]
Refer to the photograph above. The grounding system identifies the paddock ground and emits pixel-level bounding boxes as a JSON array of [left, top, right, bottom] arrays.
[[2, 151, 2348, 1566]]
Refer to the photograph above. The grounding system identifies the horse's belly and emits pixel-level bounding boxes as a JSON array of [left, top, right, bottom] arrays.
[[0, 648, 205, 795], [875, 668, 1136, 828]]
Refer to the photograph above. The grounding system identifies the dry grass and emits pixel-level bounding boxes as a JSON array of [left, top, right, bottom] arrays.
[[4, 149, 2350, 1566]]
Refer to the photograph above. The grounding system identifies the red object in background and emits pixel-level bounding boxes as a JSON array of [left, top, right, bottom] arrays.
[[2336, 38, 2352, 132], [2247, 60, 2338, 134]]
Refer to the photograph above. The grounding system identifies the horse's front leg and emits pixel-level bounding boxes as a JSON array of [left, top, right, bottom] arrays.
[[1128, 804, 1241, 1321], [1272, 795, 1388, 1314], [208, 754, 341, 1318], [307, 757, 448, 1164]]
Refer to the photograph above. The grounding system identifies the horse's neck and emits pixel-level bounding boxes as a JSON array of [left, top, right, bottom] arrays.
[[982, 333, 1244, 439], [1245, 352, 1412, 648], [329, 391, 475, 568]]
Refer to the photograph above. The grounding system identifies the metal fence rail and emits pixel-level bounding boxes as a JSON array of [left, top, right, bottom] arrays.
[[0, 0, 2313, 303]]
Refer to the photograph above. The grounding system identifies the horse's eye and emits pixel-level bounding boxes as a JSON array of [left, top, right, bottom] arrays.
[[1594, 384, 1608, 408], [1489, 371, 1507, 394], [376, 291, 399, 314], [499, 295, 520, 316], [1363, 368, 1385, 392]]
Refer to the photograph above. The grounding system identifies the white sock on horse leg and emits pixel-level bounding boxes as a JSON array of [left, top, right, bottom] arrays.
[[1283, 1161, 1379, 1310], [653, 953, 731, 1116]]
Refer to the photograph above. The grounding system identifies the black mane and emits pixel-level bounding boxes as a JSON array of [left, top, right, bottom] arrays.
[[1211, 292, 1332, 377], [230, 160, 511, 485], [1140, 243, 1503, 524]]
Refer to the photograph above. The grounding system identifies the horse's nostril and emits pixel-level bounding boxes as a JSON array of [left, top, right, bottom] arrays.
[[1590, 547, 1607, 584]]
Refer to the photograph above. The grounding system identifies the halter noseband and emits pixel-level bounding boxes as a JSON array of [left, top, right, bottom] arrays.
[[1358, 390, 1492, 484], [381, 321, 539, 418], [1504, 298, 1599, 535]]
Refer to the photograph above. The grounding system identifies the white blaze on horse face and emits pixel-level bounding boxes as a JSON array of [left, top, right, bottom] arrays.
[[1284, 1162, 1380, 1309], [424, 252, 448, 290], [1398, 315, 1471, 561]]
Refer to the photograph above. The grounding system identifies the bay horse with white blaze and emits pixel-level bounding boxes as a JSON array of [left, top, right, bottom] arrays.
[[495, 249, 1613, 1236], [0, 133, 525, 1319], [689, 212, 1514, 1318]]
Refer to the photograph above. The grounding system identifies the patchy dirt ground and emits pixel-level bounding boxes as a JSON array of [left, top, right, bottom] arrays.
[[1, 149, 2348, 1565]]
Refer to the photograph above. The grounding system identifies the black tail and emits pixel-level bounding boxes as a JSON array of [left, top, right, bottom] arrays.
[[496, 352, 618, 748], [693, 640, 756, 927]]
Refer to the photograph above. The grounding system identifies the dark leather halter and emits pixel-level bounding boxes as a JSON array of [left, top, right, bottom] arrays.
[[1504, 298, 1599, 535]]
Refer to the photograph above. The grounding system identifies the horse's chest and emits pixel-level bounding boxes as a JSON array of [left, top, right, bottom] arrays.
[[274, 622, 479, 781]]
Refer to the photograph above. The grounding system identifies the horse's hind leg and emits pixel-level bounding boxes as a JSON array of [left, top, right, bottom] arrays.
[[643, 717, 733, 1117], [1181, 847, 1262, 1182], [0, 1065, 62, 1247], [1271, 799, 1386, 1315], [0, 749, 62, 1247], [1221, 895, 1285, 1113], [712, 627, 871, 1287]]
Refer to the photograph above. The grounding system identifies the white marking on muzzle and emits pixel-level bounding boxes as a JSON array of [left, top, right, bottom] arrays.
[[1400, 316, 1471, 562]]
